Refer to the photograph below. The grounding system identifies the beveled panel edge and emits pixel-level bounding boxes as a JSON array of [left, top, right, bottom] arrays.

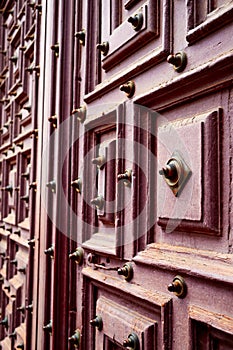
[[189, 304, 233, 335], [82, 266, 172, 307], [133, 243, 233, 286], [135, 51, 233, 112], [187, 1, 233, 45]]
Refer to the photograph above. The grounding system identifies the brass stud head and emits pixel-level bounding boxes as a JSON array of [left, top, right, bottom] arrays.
[[159, 150, 192, 197], [17, 305, 25, 313], [4, 185, 13, 195], [20, 195, 29, 203], [90, 195, 104, 210], [92, 156, 105, 168], [35, 4, 42, 11], [48, 115, 57, 128], [17, 267, 26, 274], [167, 51, 187, 72], [46, 180, 56, 193], [117, 169, 132, 186], [22, 172, 30, 180], [117, 262, 133, 282], [28, 1, 36, 9], [0, 316, 8, 328], [96, 41, 109, 56], [10, 259, 17, 266], [27, 238, 35, 247], [9, 55, 17, 63], [25, 65, 34, 74], [90, 315, 103, 331], [167, 275, 187, 298], [68, 329, 81, 347], [72, 105, 86, 123], [123, 333, 139, 349], [50, 43, 59, 57], [127, 13, 143, 31], [69, 247, 84, 265], [120, 81, 135, 98], [29, 182, 37, 190], [71, 178, 82, 193], [74, 30, 85, 46], [44, 246, 54, 258], [25, 303, 33, 311], [43, 320, 52, 334]]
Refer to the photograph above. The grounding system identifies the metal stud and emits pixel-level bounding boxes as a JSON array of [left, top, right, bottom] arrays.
[[68, 329, 81, 347], [72, 105, 86, 123], [69, 247, 84, 265], [17, 267, 26, 274], [43, 320, 52, 334], [50, 43, 59, 57], [167, 51, 187, 72], [167, 275, 187, 299], [22, 172, 30, 180], [74, 30, 85, 46], [92, 156, 105, 168], [96, 42, 109, 56], [117, 262, 133, 281], [20, 195, 29, 203], [90, 195, 104, 210], [46, 180, 56, 193], [71, 178, 82, 193], [17, 305, 25, 313], [29, 182, 37, 190], [27, 238, 35, 247], [119, 81, 135, 98], [10, 259, 17, 266], [123, 333, 139, 349], [25, 304, 33, 311], [0, 316, 8, 328], [48, 115, 57, 128], [127, 13, 143, 31], [117, 169, 132, 186], [90, 315, 103, 331], [9, 55, 17, 63], [44, 246, 54, 258], [159, 151, 191, 197]]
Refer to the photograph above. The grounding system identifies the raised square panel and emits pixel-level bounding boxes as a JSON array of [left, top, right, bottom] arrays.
[[157, 108, 222, 235], [81, 110, 120, 255], [96, 296, 156, 350], [190, 306, 233, 350], [83, 267, 172, 350], [187, 0, 233, 44], [102, 0, 160, 71]]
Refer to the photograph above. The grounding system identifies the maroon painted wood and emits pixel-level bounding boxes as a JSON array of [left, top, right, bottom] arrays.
[[0, 0, 233, 349]]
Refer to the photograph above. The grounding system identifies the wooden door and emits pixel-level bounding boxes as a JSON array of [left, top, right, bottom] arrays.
[[75, 1, 233, 349], [1, 1, 233, 350]]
